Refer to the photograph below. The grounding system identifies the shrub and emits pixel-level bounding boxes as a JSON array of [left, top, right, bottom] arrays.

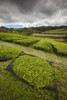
[[33, 39, 54, 53], [13, 55, 54, 88], [0, 32, 40, 46], [0, 64, 55, 100], [0, 45, 22, 59], [47, 39, 67, 56], [13, 37, 40, 46], [33, 38, 67, 56]]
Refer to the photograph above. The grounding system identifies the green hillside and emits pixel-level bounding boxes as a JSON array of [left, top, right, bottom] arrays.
[[0, 32, 67, 100]]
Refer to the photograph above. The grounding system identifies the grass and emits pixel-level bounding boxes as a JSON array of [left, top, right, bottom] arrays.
[[13, 55, 54, 88], [0, 40, 67, 100], [0, 45, 22, 59], [46, 28, 67, 34], [52, 62, 67, 100], [0, 40, 67, 65]]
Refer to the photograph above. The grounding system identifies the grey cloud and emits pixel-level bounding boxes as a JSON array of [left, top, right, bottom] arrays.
[[35, 0, 67, 16], [0, 0, 39, 13], [0, 0, 67, 26]]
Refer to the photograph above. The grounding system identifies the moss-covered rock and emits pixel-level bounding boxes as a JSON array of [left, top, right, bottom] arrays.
[[13, 55, 54, 88]]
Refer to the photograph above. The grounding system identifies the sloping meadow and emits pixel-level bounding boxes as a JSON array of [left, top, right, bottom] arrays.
[[0, 32, 40, 46]]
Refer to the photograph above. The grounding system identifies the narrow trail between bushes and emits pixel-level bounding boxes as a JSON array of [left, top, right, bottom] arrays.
[[0, 40, 67, 66]]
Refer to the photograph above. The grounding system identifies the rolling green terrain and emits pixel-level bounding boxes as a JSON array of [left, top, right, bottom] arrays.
[[33, 27, 67, 42], [0, 31, 67, 100], [0, 32, 67, 56], [45, 28, 67, 34]]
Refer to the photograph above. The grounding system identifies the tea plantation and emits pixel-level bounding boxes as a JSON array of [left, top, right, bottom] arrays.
[[0, 32, 67, 100], [0, 32, 40, 46], [33, 39, 67, 56]]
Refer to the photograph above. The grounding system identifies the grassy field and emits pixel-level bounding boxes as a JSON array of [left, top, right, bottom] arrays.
[[45, 28, 67, 34], [0, 40, 67, 100], [33, 34, 66, 42], [33, 28, 67, 42]]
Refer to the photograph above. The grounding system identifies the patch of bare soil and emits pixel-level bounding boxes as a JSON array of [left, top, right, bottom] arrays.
[[53, 39, 65, 42], [33, 34, 66, 37]]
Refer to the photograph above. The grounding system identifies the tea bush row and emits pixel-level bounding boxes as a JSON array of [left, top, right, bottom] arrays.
[[0, 32, 40, 46], [33, 39, 67, 56], [0, 45, 22, 59], [47, 39, 67, 56], [13, 55, 54, 88]]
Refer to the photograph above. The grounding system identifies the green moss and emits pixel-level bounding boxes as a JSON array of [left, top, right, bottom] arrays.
[[33, 39, 54, 53], [13, 55, 54, 88], [0, 45, 22, 59]]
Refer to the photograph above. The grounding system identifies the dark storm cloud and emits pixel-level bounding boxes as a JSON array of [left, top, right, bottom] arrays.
[[0, 0, 67, 26], [0, 0, 67, 14], [0, 0, 39, 13], [35, 0, 67, 16]]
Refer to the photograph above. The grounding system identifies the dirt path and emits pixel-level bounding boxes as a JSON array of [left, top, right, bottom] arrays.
[[33, 34, 66, 37], [53, 39, 65, 41]]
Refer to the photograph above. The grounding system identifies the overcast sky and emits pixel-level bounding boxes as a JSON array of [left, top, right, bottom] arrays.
[[0, 0, 67, 27]]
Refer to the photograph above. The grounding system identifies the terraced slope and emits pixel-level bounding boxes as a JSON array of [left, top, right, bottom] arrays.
[[0, 32, 67, 56]]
